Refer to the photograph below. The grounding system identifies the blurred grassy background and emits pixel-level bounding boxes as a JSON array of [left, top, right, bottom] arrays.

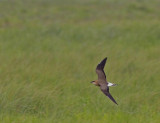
[[0, 0, 160, 122]]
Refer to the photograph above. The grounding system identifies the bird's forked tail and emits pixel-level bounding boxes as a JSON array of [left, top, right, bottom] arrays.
[[107, 82, 117, 87]]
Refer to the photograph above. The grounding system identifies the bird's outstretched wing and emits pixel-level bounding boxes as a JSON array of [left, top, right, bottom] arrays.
[[100, 87, 118, 105], [96, 57, 107, 81]]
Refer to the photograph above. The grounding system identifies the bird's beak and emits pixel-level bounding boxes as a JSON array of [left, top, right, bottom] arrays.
[[90, 81, 94, 83]]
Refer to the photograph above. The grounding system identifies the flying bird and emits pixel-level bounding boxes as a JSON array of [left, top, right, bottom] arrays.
[[91, 57, 118, 105]]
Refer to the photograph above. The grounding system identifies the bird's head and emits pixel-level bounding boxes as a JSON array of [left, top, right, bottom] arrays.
[[90, 80, 99, 86], [90, 81, 95, 84]]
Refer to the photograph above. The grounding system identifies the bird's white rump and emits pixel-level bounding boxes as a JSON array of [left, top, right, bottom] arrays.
[[107, 82, 117, 87]]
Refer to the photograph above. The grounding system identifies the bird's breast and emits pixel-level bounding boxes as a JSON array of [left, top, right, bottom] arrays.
[[94, 80, 100, 86]]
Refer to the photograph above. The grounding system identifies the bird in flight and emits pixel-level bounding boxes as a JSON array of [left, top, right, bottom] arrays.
[[91, 57, 118, 105]]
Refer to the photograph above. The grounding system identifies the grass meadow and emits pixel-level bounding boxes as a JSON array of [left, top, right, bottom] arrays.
[[0, 0, 160, 122]]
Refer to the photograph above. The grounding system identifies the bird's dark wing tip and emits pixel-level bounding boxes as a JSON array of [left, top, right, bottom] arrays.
[[107, 93, 118, 105], [101, 88, 118, 105], [101, 57, 107, 64], [96, 57, 108, 70]]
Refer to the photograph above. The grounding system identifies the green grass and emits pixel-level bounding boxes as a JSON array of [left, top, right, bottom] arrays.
[[0, 0, 160, 122]]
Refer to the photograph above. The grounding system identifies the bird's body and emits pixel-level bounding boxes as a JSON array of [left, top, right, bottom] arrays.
[[91, 57, 118, 105]]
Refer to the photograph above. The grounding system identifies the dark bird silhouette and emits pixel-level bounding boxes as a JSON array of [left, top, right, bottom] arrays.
[[91, 57, 118, 105]]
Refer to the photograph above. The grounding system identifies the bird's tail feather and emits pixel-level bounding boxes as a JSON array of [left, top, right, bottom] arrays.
[[107, 82, 117, 87]]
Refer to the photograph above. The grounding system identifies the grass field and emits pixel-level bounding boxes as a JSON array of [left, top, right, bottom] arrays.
[[0, 0, 160, 122]]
